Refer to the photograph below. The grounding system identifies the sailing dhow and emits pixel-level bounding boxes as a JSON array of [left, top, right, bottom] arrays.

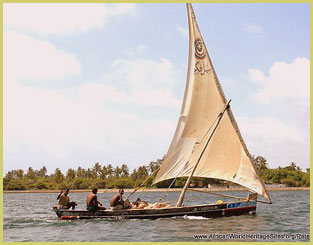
[[53, 3, 271, 220]]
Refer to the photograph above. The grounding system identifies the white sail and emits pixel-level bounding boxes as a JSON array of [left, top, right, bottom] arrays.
[[153, 3, 271, 201]]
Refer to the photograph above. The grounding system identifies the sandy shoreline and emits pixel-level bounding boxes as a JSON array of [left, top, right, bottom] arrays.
[[3, 187, 309, 194]]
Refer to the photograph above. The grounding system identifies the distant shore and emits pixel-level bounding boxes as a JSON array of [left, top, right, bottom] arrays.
[[3, 186, 309, 194]]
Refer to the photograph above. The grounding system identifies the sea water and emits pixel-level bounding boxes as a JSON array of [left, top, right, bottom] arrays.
[[3, 190, 310, 242]]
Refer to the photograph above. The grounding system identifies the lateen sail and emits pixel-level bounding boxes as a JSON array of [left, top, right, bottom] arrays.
[[153, 3, 271, 202]]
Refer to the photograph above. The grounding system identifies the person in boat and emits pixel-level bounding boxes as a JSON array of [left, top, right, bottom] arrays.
[[57, 188, 77, 210], [110, 188, 128, 210], [56, 189, 65, 200], [129, 198, 167, 209], [123, 198, 133, 209], [122, 198, 141, 209], [132, 198, 149, 209], [86, 188, 105, 211]]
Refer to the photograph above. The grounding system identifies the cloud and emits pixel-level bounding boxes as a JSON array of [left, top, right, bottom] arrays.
[[110, 57, 178, 89], [242, 23, 264, 34], [237, 116, 309, 168], [4, 29, 81, 81], [242, 57, 310, 168], [4, 3, 137, 35], [78, 82, 180, 108], [248, 57, 310, 105], [3, 29, 181, 173], [3, 2, 182, 174], [75, 50, 182, 108], [126, 45, 148, 58], [177, 26, 188, 38], [100, 56, 181, 108], [78, 83, 130, 105], [131, 89, 180, 108], [136, 45, 147, 53], [238, 116, 303, 143], [3, 78, 177, 173], [4, 85, 177, 173]]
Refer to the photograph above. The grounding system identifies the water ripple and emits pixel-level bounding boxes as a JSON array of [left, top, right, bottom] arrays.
[[3, 190, 310, 242]]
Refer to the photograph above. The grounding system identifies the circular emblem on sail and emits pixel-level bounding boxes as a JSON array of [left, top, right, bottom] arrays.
[[194, 38, 206, 59]]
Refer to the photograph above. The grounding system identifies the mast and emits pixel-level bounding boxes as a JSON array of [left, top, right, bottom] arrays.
[[176, 100, 231, 207], [153, 3, 271, 203]]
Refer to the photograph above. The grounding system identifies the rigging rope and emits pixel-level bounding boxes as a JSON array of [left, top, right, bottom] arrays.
[[158, 104, 228, 203], [125, 166, 160, 200], [157, 171, 181, 202], [197, 104, 226, 144], [186, 188, 272, 204], [126, 102, 230, 202]]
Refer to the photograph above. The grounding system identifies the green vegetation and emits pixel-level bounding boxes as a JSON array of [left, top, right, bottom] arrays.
[[3, 159, 161, 190], [3, 156, 309, 190], [253, 157, 310, 187]]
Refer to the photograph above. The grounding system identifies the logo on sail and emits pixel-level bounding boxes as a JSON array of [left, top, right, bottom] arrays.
[[194, 38, 206, 59], [194, 61, 211, 75]]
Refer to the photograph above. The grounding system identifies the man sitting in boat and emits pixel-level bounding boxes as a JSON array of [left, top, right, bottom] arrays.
[[86, 188, 105, 211], [57, 188, 77, 210], [110, 189, 127, 210], [56, 188, 65, 200]]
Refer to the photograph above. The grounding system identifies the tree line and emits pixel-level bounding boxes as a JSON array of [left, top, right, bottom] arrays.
[[3, 159, 162, 190], [3, 156, 310, 190], [253, 156, 310, 187]]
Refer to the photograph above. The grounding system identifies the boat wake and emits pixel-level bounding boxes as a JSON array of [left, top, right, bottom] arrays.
[[183, 215, 211, 220]]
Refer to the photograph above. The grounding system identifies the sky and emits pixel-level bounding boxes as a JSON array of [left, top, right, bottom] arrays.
[[3, 3, 310, 175]]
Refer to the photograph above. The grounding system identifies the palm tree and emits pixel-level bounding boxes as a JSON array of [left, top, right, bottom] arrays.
[[290, 162, 297, 171], [114, 166, 122, 178], [54, 168, 64, 183], [120, 164, 129, 177], [106, 164, 114, 178], [255, 156, 268, 171], [38, 166, 47, 178], [86, 168, 93, 178], [82, 168, 87, 178], [149, 162, 156, 174], [27, 167, 36, 180], [66, 168, 76, 181], [131, 168, 138, 179], [5, 171, 13, 180], [137, 166, 149, 179], [76, 166, 83, 178], [15, 169, 24, 179], [99, 166, 107, 180], [151, 158, 163, 174], [92, 162, 102, 179]]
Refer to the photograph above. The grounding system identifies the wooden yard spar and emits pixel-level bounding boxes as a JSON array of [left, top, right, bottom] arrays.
[[53, 3, 272, 221]]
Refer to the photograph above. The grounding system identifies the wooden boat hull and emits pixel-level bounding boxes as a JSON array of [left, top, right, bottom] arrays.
[[53, 200, 256, 220]]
